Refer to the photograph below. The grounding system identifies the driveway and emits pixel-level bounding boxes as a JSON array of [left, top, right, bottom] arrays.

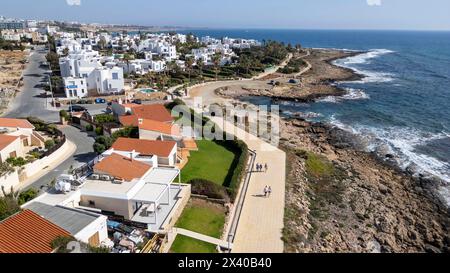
[[2, 46, 99, 191]]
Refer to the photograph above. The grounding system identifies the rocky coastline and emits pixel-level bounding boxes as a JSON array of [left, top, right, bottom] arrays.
[[280, 118, 449, 253], [214, 48, 450, 253]]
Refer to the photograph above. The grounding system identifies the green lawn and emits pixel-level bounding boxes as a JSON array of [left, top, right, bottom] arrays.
[[175, 201, 226, 239], [181, 140, 236, 185], [170, 235, 217, 253]]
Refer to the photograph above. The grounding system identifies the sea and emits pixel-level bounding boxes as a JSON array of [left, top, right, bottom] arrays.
[[178, 29, 450, 205]]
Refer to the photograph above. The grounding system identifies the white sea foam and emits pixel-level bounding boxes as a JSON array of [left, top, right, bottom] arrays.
[[328, 116, 450, 206], [333, 49, 396, 83], [317, 88, 370, 103]]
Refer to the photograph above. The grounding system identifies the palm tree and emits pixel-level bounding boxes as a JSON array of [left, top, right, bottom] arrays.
[[212, 53, 222, 81], [197, 60, 204, 81], [185, 56, 194, 82]]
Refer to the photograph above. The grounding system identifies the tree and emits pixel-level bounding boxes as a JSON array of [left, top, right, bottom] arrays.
[[45, 139, 55, 149], [185, 56, 194, 82], [212, 53, 222, 80], [197, 61, 204, 80], [0, 186, 21, 221]]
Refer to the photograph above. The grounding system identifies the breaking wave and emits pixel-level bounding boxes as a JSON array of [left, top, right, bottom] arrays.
[[333, 49, 396, 83], [328, 116, 450, 206], [317, 88, 370, 103]]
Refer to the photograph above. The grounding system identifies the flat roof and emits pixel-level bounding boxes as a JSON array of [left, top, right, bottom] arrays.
[[132, 183, 168, 203], [81, 178, 139, 199], [143, 168, 180, 185], [24, 202, 101, 235]]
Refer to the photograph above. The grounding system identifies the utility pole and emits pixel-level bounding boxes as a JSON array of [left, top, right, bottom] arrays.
[[47, 38, 55, 110]]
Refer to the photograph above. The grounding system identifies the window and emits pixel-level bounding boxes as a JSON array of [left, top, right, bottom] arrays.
[[82, 89, 85, 93], [81, 80, 83, 85], [88, 200, 96, 206], [112, 73, 119, 80]]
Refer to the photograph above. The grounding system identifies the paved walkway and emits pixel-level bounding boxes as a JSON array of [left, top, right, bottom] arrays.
[[184, 91, 286, 253], [174, 228, 232, 249]]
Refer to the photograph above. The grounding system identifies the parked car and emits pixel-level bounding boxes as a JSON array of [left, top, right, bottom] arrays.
[[68, 105, 87, 112]]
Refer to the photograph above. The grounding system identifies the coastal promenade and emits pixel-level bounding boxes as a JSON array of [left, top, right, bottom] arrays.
[[184, 83, 286, 253]]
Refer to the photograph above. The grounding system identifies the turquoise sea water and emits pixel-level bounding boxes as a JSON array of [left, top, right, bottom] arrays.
[[179, 29, 450, 203]]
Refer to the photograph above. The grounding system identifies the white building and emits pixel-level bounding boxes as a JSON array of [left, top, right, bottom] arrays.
[[63, 77, 88, 99], [92, 67, 124, 94], [59, 44, 124, 98]]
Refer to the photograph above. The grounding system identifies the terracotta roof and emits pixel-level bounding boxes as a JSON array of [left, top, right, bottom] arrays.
[[94, 153, 152, 181], [132, 104, 173, 123], [0, 118, 34, 129], [0, 210, 71, 253], [139, 119, 181, 136], [0, 134, 19, 150], [111, 137, 176, 157], [119, 115, 139, 127]]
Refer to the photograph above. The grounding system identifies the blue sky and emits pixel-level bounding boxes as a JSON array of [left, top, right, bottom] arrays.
[[2, 0, 450, 30]]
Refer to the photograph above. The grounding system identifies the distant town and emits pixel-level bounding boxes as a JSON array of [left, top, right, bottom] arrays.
[[0, 15, 299, 254]]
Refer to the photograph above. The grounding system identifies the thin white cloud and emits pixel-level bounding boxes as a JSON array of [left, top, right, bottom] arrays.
[[66, 0, 81, 6], [367, 0, 382, 6]]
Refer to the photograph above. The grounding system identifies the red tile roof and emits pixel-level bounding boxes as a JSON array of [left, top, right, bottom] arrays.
[[132, 104, 173, 123], [119, 115, 139, 127], [0, 210, 71, 253], [0, 118, 34, 129], [111, 137, 176, 157], [94, 153, 152, 181], [0, 135, 19, 150], [139, 119, 181, 136]]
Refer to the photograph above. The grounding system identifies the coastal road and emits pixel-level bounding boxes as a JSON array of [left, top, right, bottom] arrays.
[[2, 46, 98, 191]]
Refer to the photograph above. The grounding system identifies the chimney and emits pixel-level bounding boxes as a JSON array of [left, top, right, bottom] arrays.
[[130, 151, 134, 162]]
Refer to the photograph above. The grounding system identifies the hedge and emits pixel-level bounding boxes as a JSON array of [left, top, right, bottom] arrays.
[[214, 139, 249, 202], [189, 179, 230, 201]]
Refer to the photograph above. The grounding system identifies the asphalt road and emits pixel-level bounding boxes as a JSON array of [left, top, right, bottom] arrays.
[[2, 46, 100, 191]]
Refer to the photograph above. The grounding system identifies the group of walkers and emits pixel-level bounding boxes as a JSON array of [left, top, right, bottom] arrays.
[[255, 162, 272, 198], [255, 163, 268, 173], [263, 185, 272, 198]]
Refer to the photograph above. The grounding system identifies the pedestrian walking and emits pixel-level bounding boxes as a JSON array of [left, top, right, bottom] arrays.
[[263, 185, 268, 197], [265, 163, 268, 173], [268, 186, 272, 197]]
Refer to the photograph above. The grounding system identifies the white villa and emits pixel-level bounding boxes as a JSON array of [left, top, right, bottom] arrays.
[[59, 46, 124, 99]]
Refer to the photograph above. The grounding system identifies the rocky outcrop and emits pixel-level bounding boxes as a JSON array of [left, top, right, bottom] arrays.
[[282, 118, 450, 253]]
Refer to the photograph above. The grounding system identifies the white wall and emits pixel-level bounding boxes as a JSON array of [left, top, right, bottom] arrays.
[[0, 170, 20, 196], [74, 215, 108, 245], [0, 137, 24, 163]]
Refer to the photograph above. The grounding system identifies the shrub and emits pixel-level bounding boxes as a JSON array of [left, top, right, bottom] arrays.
[[189, 179, 230, 201], [18, 188, 38, 205], [94, 114, 116, 125], [93, 143, 106, 154], [51, 236, 76, 253], [59, 110, 69, 120], [85, 124, 94, 132], [45, 139, 55, 149], [6, 157, 27, 167], [95, 126, 103, 136]]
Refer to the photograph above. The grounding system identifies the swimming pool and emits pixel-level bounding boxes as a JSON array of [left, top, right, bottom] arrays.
[[140, 88, 157, 94]]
